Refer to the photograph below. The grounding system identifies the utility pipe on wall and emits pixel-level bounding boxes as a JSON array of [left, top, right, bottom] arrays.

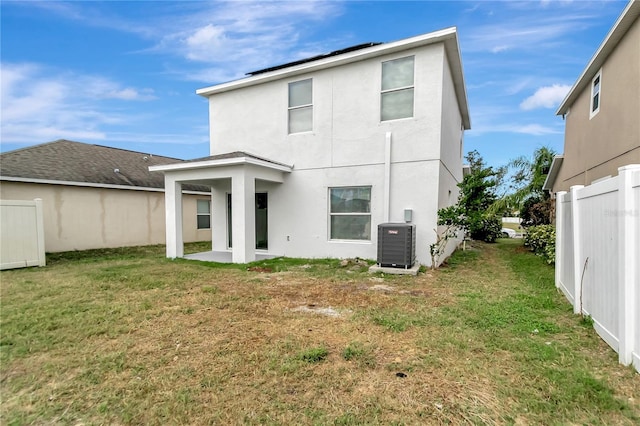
[[383, 132, 392, 223]]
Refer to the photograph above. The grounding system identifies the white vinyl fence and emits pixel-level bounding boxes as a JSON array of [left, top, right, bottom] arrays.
[[501, 217, 522, 224], [0, 199, 46, 270], [555, 165, 639, 371]]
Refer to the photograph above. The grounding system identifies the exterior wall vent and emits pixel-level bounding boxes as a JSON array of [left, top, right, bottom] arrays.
[[377, 223, 416, 268]]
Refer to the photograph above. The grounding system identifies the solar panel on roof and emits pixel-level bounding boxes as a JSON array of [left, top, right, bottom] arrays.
[[246, 42, 382, 76]]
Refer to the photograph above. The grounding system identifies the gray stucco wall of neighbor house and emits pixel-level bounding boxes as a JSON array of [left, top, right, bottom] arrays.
[[555, 18, 640, 192], [0, 181, 211, 252]]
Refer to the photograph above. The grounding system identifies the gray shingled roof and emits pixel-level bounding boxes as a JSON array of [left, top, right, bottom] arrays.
[[0, 140, 208, 192]]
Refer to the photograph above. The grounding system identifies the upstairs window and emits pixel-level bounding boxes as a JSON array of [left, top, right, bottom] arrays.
[[329, 186, 371, 241], [590, 69, 601, 119], [288, 79, 312, 133], [197, 199, 211, 229], [381, 56, 415, 121]]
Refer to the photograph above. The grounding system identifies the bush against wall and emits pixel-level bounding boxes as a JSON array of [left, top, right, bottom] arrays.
[[523, 225, 555, 264], [437, 150, 504, 244]]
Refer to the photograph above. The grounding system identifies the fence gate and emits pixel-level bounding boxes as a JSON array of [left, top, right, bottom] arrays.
[[0, 199, 46, 270]]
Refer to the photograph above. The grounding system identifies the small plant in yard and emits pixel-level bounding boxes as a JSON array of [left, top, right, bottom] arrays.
[[297, 347, 329, 363], [524, 224, 556, 264], [581, 314, 595, 327], [429, 224, 459, 269], [370, 308, 429, 332], [342, 342, 376, 368]]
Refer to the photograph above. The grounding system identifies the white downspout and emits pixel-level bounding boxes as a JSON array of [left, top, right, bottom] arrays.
[[383, 131, 392, 223]]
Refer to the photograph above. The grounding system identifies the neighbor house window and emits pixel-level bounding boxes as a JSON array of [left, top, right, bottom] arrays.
[[329, 186, 371, 240], [590, 69, 601, 119], [381, 56, 414, 121], [288, 78, 312, 133], [197, 199, 211, 229]]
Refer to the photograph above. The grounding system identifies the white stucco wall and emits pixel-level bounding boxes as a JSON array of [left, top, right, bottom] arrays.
[[209, 44, 446, 169], [208, 159, 440, 263], [197, 39, 468, 266], [0, 181, 210, 252]]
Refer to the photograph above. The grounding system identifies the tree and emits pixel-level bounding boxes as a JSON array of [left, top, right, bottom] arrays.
[[520, 195, 554, 227], [438, 150, 504, 243], [492, 146, 556, 225]]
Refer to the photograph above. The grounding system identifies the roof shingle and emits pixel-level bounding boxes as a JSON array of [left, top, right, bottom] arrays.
[[0, 140, 207, 192]]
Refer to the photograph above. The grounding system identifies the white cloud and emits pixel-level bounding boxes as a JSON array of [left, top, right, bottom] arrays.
[[184, 24, 228, 61], [465, 11, 600, 54], [81, 77, 157, 101], [0, 63, 154, 144], [520, 84, 571, 110], [514, 124, 563, 135], [10, 1, 344, 84], [150, 0, 344, 82], [470, 123, 563, 136], [505, 77, 534, 96]]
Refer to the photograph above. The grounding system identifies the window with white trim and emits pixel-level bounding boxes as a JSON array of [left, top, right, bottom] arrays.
[[329, 186, 371, 240], [590, 69, 601, 119], [197, 199, 211, 229], [288, 78, 312, 133], [381, 56, 415, 121]]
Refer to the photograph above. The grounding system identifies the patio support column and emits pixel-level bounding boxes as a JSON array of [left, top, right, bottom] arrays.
[[165, 177, 183, 258], [231, 168, 256, 263], [209, 187, 215, 250]]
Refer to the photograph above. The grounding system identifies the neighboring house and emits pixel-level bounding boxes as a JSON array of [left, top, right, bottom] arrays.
[[151, 28, 471, 266], [0, 140, 211, 252], [544, 0, 640, 371], [544, 0, 640, 193]]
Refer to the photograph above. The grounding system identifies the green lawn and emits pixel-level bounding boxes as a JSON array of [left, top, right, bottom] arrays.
[[1, 240, 638, 425], [500, 221, 523, 232]]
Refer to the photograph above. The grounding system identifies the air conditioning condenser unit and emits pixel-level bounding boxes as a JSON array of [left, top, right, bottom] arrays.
[[377, 223, 416, 269]]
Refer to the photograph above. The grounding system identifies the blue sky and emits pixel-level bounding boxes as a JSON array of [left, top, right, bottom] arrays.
[[0, 0, 627, 168]]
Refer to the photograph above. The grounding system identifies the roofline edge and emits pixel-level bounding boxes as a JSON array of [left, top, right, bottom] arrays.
[[556, 0, 639, 116], [0, 176, 210, 194]]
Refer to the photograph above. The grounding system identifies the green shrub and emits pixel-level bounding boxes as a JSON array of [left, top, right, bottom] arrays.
[[478, 215, 503, 243], [524, 225, 556, 264]]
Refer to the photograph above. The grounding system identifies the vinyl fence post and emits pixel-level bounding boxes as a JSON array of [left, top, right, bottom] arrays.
[[570, 185, 584, 315], [617, 165, 639, 366], [555, 191, 567, 290], [34, 198, 46, 267]]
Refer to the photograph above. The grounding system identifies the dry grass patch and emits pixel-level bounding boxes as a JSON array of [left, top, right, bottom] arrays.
[[1, 241, 638, 425]]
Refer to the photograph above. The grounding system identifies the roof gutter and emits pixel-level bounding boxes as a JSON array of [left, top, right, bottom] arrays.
[[149, 155, 293, 173], [0, 176, 210, 195], [542, 155, 564, 192]]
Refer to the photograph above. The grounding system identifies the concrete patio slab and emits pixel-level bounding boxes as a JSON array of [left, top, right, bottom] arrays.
[[368, 264, 421, 276], [183, 251, 281, 263]]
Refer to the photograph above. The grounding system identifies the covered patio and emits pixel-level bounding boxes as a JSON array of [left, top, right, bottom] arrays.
[[150, 152, 292, 263]]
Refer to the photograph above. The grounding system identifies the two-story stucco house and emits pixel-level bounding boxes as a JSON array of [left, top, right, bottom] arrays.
[[151, 27, 471, 266], [544, 0, 640, 193]]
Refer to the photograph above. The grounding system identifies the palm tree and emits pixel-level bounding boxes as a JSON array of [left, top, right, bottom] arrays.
[[492, 146, 556, 220]]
